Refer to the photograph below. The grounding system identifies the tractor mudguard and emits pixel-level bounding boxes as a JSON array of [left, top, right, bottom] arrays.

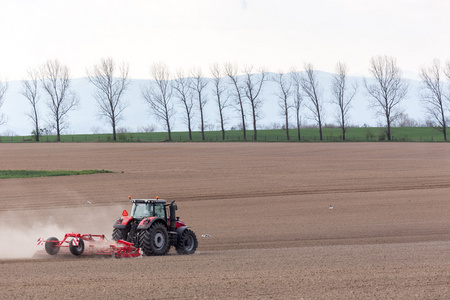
[[113, 216, 134, 229], [176, 226, 189, 239], [137, 217, 166, 230]]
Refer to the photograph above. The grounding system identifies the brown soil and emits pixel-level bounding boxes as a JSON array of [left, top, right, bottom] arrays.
[[0, 143, 449, 299]]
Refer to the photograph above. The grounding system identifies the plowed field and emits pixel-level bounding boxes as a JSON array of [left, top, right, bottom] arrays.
[[0, 143, 449, 299]]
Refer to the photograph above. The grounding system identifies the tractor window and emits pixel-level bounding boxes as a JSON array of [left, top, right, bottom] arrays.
[[155, 203, 165, 218], [131, 203, 153, 218]]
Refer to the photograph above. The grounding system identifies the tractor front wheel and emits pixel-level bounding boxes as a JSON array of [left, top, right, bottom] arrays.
[[45, 237, 60, 255], [112, 228, 127, 241], [136, 230, 145, 249], [176, 229, 198, 255], [142, 223, 169, 256]]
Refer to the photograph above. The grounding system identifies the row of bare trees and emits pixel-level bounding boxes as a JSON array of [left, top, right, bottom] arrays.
[[19, 60, 79, 142], [419, 59, 450, 141], [1, 55, 450, 141], [142, 62, 269, 141], [364, 56, 450, 142], [18, 58, 128, 141], [138, 56, 450, 142]]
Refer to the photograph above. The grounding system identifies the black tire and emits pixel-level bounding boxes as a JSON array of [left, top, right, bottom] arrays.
[[142, 223, 169, 256], [69, 238, 85, 256], [136, 230, 145, 249], [45, 237, 60, 255], [112, 228, 127, 241], [176, 229, 198, 255]]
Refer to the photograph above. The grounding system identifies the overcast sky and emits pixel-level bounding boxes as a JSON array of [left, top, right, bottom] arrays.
[[1, 0, 449, 80]]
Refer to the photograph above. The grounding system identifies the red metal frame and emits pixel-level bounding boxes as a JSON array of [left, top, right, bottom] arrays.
[[38, 232, 140, 258]]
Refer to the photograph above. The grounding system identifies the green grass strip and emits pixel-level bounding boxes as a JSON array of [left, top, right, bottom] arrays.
[[0, 169, 114, 179], [3, 126, 447, 143]]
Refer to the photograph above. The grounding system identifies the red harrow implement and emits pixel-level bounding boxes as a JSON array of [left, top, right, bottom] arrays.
[[37, 233, 140, 258]]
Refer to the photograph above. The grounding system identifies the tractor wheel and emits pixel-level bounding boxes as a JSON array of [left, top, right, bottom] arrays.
[[142, 223, 169, 256], [112, 228, 126, 241], [69, 238, 85, 256], [176, 229, 198, 255], [136, 230, 145, 249], [45, 237, 60, 255]]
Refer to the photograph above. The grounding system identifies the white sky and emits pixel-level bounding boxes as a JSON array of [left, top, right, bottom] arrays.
[[1, 0, 450, 80]]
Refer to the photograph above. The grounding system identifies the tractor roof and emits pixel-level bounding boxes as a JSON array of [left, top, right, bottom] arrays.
[[131, 199, 167, 204]]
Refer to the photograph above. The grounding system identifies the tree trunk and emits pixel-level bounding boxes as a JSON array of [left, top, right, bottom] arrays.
[[167, 125, 172, 141], [188, 118, 192, 141], [219, 110, 225, 140], [441, 110, 447, 142], [240, 103, 246, 140], [35, 124, 40, 142], [56, 118, 61, 142], [35, 110, 40, 142], [199, 93, 205, 141], [318, 113, 323, 141], [252, 105, 257, 141], [166, 111, 172, 141], [285, 106, 290, 141], [319, 123, 323, 141], [112, 118, 117, 141], [386, 118, 391, 141], [442, 118, 447, 141]]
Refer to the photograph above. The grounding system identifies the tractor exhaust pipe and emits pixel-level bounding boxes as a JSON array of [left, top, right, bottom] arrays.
[[169, 200, 177, 232]]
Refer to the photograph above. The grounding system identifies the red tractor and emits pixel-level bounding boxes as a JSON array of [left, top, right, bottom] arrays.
[[112, 197, 198, 256]]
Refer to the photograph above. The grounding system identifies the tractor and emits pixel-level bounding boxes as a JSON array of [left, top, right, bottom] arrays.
[[112, 196, 198, 256]]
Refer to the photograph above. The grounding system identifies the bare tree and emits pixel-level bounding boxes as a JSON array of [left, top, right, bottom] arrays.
[[210, 62, 230, 140], [331, 62, 357, 141], [364, 55, 408, 141], [242, 65, 267, 141], [190, 67, 209, 141], [290, 69, 304, 141], [0, 78, 8, 127], [393, 112, 418, 127], [21, 69, 41, 141], [173, 69, 195, 141], [224, 62, 247, 139], [420, 59, 448, 141], [142, 62, 175, 141], [301, 63, 324, 140], [39, 59, 78, 142], [87, 57, 130, 141], [273, 71, 292, 140]]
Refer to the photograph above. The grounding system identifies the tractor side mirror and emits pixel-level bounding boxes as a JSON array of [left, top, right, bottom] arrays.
[[122, 210, 128, 216], [173, 205, 178, 211]]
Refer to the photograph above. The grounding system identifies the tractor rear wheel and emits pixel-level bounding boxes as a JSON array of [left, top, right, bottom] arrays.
[[176, 229, 198, 255], [69, 238, 85, 256], [142, 223, 169, 256], [45, 237, 60, 255]]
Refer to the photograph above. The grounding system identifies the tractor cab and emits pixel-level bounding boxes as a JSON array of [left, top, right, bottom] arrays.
[[130, 199, 167, 219]]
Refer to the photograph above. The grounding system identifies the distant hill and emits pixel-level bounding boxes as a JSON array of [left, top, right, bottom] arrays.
[[1, 72, 424, 136]]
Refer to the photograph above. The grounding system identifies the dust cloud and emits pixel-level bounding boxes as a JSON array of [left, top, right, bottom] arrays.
[[0, 221, 69, 259], [0, 205, 124, 259]]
